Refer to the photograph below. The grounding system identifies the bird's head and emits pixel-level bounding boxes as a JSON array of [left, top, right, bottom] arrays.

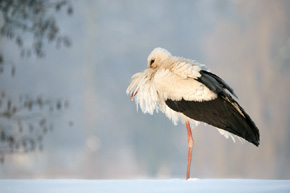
[[128, 47, 172, 101], [147, 47, 171, 69]]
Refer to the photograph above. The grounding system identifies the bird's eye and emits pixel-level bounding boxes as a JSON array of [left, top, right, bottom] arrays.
[[150, 59, 155, 67]]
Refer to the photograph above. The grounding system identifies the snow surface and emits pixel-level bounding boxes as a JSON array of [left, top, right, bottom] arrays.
[[0, 179, 289, 193]]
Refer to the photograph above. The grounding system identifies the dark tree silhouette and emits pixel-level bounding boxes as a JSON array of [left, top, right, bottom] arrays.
[[0, 0, 73, 162], [0, 93, 70, 162], [0, 0, 72, 59]]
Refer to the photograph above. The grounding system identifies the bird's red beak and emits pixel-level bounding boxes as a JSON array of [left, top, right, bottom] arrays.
[[129, 91, 138, 101]]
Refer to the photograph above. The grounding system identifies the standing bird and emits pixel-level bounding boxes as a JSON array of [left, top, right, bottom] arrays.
[[127, 47, 260, 180]]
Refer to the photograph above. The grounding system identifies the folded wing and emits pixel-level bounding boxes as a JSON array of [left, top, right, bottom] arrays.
[[164, 69, 260, 146]]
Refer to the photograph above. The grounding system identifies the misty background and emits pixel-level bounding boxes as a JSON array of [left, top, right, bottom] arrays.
[[0, 0, 290, 179]]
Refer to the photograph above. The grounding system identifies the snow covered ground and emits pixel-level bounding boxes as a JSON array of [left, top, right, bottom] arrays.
[[0, 179, 289, 193]]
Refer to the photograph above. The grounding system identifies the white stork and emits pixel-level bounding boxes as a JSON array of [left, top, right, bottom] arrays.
[[126, 47, 260, 180]]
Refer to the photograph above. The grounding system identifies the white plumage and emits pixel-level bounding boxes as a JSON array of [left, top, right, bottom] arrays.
[[127, 47, 260, 179], [127, 48, 216, 125]]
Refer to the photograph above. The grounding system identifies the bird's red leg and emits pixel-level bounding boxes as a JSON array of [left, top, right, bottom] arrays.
[[185, 121, 194, 180]]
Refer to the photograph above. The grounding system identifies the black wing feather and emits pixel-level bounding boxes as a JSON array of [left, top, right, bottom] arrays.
[[197, 70, 238, 98], [165, 70, 260, 146]]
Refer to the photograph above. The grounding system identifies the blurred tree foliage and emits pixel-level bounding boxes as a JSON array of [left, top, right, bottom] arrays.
[[0, 0, 72, 59], [0, 0, 73, 162], [0, 93, 70, 162]]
